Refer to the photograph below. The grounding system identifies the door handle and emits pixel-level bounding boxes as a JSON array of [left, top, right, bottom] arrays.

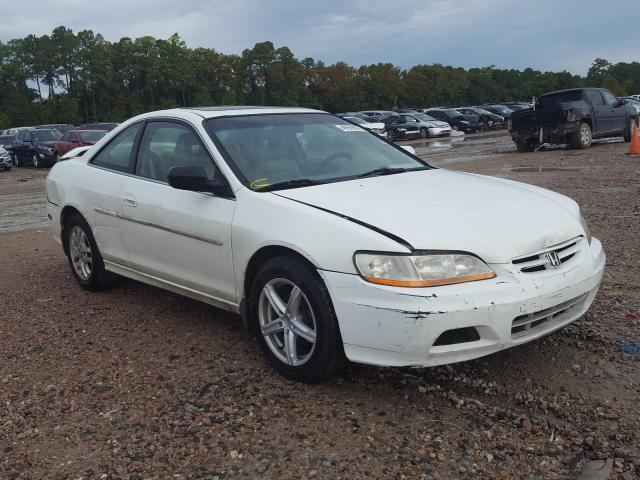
[[123, 195, 137, 207]]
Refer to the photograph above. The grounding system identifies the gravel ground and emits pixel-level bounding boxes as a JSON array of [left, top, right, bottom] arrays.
[[1, 134, 639, 479]]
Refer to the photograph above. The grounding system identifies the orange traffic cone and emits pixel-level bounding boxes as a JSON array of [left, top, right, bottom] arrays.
[[628, 120, 640, 155]]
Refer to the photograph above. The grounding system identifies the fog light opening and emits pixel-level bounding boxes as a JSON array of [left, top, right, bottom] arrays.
[[433, 327, 480, 346]]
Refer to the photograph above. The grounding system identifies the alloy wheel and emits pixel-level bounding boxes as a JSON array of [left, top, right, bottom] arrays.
[[580, 124, 591, 146], [32, 154, 39, 168], [258, 278, 317, 367], [69, 226, 93, 281]]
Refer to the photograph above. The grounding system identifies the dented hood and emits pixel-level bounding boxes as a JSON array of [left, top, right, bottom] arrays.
[[275, 169, 584, 263]]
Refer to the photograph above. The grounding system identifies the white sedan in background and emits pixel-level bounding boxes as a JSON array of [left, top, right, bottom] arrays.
[[342, 116, 387, 137], [45, 107, 605, 382]]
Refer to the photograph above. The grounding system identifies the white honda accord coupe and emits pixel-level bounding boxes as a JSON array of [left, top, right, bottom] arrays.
[[45, 107, 605, 382]]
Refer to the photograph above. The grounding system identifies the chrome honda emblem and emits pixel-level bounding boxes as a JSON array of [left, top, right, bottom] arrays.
[[544, 251, 561, 268]]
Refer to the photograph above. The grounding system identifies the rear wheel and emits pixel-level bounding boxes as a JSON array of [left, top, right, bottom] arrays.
[[250, 256, 346, 383], [63, 213, 114, 290], [570, 122, 592, 149], [623, 117, 637, 142], [516, 141, 536, 152]]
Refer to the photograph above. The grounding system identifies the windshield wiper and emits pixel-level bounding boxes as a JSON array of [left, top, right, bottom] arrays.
[[355, 167, 412, 178], [256, 178, 322, 192]]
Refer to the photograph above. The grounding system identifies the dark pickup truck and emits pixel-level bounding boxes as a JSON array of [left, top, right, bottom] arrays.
[[510, 88, 639, 151]]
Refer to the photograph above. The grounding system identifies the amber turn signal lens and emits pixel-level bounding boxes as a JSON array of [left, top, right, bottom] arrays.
[[365, 271, 496, 288]]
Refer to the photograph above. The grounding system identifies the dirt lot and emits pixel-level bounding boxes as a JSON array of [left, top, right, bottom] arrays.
[[1, 133, 639, 479]]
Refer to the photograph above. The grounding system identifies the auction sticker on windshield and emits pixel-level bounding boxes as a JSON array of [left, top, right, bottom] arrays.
[[335, 124, 365, 132]]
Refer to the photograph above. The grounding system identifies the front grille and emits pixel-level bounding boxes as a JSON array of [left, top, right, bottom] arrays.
[[512, 237, 582, 273], [511, 293, 587, 338]]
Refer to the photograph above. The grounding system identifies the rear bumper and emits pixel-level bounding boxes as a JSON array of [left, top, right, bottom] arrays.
[[47, 201, 63, 246], [511, 122, 579, 144], [321, 238, 605, 367]]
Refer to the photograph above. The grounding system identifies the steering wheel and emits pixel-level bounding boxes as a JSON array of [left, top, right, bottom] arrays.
[[314, 152, 353, 174]]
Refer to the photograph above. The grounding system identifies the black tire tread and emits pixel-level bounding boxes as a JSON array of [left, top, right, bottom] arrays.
[[63, 213, 114, 291]]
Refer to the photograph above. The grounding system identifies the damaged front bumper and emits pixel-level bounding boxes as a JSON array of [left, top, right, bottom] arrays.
[[321, 238, 605, 368]]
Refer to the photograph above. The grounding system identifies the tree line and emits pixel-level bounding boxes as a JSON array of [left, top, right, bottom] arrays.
[[0, 26, 638, 129]]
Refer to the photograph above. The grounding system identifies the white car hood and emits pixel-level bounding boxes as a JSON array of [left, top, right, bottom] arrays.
[[275, 169, 584, 263], [363, 122, 385, 130]]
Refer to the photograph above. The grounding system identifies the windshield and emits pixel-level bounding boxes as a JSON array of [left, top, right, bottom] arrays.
[[415, 113, 437, 122], [79, 130, 107, 142], [443, 110, 463, 119], [32, 130, 60, 141], [205, 113, 430, 190], [345, 116, 366, 125]]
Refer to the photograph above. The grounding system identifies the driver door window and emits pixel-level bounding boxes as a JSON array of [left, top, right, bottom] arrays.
[[135, 121, 217, 183]]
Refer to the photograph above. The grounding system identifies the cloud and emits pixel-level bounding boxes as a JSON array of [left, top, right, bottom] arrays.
[[0, 0, 636, 75]]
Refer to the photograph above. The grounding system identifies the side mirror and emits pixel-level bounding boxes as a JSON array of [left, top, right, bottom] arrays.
[[401, 145, 416, 155], [617, 98, 627, 106], [167, 165, 229, 196]]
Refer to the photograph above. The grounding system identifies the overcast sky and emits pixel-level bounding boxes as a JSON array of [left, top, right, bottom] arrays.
[[1, 0, 637, 75]]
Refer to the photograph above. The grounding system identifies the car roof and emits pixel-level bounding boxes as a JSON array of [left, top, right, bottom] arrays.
[[539, 88, 607, 97], [176, 106, 325, 118]]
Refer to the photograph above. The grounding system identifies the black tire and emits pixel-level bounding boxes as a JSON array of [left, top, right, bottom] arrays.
[[419, 127, 428, 139], [516, 141, 535, 152], [623, 117, 637, 143], [12, 154, 18, 167], [569, 122, 592, 149], [386, 129, 397, 141], [63, 213, 114, 291], [250, 255, 346, 383], [32, 153, 42, 168]]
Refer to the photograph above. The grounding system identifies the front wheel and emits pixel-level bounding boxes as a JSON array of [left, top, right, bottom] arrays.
[[32, 153, 41, 168], [623, 117, 637, 143], [419, 127, 428, 139], [570, 122, 592, 149], [386, 129, 397, 141], [250, 256, 346, 383]]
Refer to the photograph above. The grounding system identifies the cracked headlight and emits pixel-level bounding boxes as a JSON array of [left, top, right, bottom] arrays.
[[354, 252, 496, 287], [579, 214, 592, 245]]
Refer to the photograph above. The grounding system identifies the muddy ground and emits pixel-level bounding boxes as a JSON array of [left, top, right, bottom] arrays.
[[1, 132, 639, 479]]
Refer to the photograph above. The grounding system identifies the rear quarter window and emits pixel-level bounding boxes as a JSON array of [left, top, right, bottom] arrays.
[[90, 123, 142, 172]]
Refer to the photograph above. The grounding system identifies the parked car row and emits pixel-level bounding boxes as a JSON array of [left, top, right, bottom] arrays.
[[0, 122, 117, 169], [337, 101, 532, 142]]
